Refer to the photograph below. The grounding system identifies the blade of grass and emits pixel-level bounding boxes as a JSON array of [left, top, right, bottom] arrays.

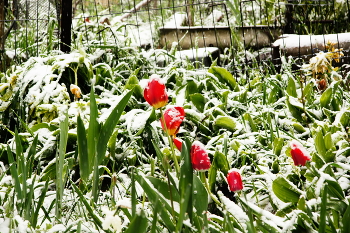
[[70, 181, 113, 232], [7, 145, 23, 206], [32, 179, 49, 228], [56, 110, 69, 220], [319, 184, 328, 233]]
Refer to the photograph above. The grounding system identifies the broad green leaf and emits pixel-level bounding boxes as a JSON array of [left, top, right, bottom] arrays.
[[293, 122, 306, 133], [125, 209, 149, 233], [190, 93, 206, 112], [125, 68, 143, 99], [179, 138, 193, 221], [135, 173, 176, 232], [186, 111, 211, 135], [243, 113, 258, 132], [212, 151, 229, 175], [208, 166, 217, 192], [214, 116, 236, 132], [325, 178, 345, 200], [320, 87, 333, 108], [275, 203, 295, 217], [286, 96, 304, 122], [92, 89, 133, 203], [340, 111, 350, 127], [88, 89, 99, 170], [303, 81, 314, 102], [192, 175, 208, 216], [56, 110, 69, 219], [208, 66, 238, 91], [286, 77, 297, 98], [324, 132, 333, 151], [77, 115, 89, 182], [272, 176, 302, 203], [256, 219, 280, 233], [314, 129, 327, 157], [147, 176, 180, 202], [186, 80, 198, 101], [342, 203, 350, 233], [273, 137, 284, 156]]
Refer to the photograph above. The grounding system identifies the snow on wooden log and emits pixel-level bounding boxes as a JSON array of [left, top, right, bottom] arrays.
[[204, 10, 223, 26], [163, 13, 188, 28], [272, 33, 350, 57]]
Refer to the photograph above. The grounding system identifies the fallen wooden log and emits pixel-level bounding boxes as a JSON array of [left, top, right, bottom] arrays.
[[272, 33, 350, 57]]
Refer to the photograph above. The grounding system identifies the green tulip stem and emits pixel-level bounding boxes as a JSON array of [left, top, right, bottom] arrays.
[[159, 108, 180, 175], [200, 172, 222, 207]]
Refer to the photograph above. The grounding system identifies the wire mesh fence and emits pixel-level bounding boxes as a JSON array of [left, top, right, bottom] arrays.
[[0, 0, 350, 72]]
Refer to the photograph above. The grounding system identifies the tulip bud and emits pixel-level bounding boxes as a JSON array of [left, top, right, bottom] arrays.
[[161, 106, 185, 136], [290, 140, 311, 166], [191, 141, 211, 171], [70, 84, 82, 99], [143, 74, 168, 109], [173, 138, 183, 151], [227, 169, 243, 192]]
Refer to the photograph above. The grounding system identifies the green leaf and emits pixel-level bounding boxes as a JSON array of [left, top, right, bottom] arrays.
[[88, 89, 99, 169], [212, 151, 229, 175], [186, 80, 198, 101], [314, 128, 327, 157], [147, 176, 180, 202], [71, 181, 106, 231], [7, 145, 23, 201], [77, 115, 89, 182], [293, 122, 306, 133], [273, 137, 284, 156], [320, 87, 333, 108], [342, 203, 350, 233], [324, 132, 333, 151], [56, 110, 69, 219], [192, 175, 208, 216], [214, 116, 236, 132], [319, 185, 328, 233], [325, 178, 345, 200], [125, 68, 143, 99], [286, 96, 304, 122], [125, 209, 149, 233], [286, 77, 297, 98], [243, 113, 258, 132], [272, 176, 302, 203], [92, 89, 133, 203], [179, 138, 193, 221], [135, 173, 176, 232], [208, 66, 238, 91], [190, 93, 206, 112]]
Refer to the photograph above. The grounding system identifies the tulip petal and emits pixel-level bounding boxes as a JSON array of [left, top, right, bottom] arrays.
[[191, 141, 211, 171], [161, 106, 185, 136], [290, 140, 311, 166], [144, 75, 168, 109], [227, 169, 243, 192]]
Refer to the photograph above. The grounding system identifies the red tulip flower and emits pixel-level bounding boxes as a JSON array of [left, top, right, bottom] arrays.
[[191, 141, 211, 171], [227, 169, 243, 192], [290, 140, 311, 166], [173, 138, 183, 151], [144, 75, 168, 109], [161, 106, 185, 136]]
